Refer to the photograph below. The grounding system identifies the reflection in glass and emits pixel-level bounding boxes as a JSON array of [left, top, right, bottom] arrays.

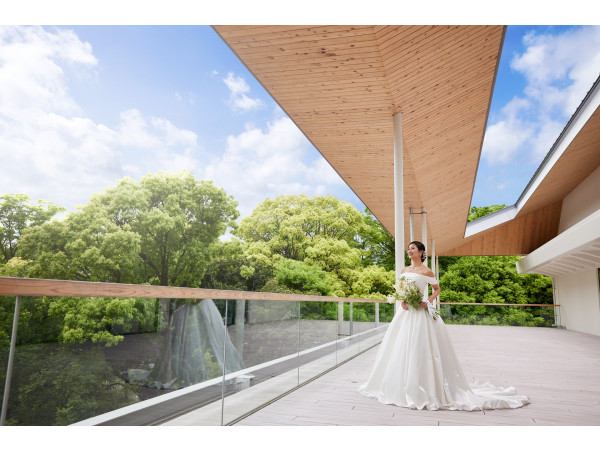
[[1, 293, 389, 426], [298, 300, 339, 384], [147, 298, 242, 389], [222, 299, 300, 425]]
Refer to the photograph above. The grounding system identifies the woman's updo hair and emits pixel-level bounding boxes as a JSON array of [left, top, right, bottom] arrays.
[[409, 240, 427, 262]]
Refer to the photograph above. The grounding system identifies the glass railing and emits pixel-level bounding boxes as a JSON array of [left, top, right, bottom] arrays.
[[0, 277, 561, 426], [438, 302, 561, 328], [0, 277, 392, 426]]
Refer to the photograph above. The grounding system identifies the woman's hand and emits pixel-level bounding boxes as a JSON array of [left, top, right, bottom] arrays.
[[401, 301, 409, 310], [419, 302, 428, 309]]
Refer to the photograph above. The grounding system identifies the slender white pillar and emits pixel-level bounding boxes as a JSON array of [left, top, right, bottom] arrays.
[[431, 239, 436, 276], [394, 113, 405, 285], [436, 255, 440, 310], [421, 207, 428, 269], [431, 239, 436, 308], [393, 113, 404, 316], [409, 207, 414, 242]]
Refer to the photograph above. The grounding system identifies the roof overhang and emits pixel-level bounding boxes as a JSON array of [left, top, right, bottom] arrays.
[[214, 25, 600, 256]]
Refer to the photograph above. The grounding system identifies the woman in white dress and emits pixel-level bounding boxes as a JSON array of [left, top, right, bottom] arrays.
[[357, 241, 530, 411]]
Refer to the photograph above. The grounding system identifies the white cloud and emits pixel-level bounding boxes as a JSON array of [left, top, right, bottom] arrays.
[[0, 26, 354, 220], [306, 157, 345, 186], [203, 117, 344, 218], [223, 71, 264, 112], [483, 26, 600, 167], [482, 97, 533, 165], [512, 27, 600, 117], [0, 26, 202, 210], [0, 26, 96, 120]]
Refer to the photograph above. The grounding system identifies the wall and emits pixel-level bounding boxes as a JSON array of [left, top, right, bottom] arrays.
[[552, 165, 600, 335], [559, 165, 600, 233], [555, 269, 600, 336]]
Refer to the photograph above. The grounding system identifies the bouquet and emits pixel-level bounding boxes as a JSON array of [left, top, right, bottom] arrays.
[[387, 275, 440, 320], [386, 276, 423, 310]]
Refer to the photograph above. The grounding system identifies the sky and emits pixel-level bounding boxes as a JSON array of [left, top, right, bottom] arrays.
[[1, 5, 600, 226]]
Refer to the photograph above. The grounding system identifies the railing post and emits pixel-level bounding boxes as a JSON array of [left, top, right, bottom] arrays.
[[1, 295, 21, 426], [220, 299, 228, 426], [234, 299, 245, 357], [375, 303, 379, 326]]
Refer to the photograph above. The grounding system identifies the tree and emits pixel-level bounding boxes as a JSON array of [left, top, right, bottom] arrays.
[[360, 208, 396, 270], [236, 194, 374, 296], [273, 258, 333, 296], [85, 170, 240, 287], [468, 204, 508, 222], [201, 239, 272, 292], [19, 171, 239, 286], [439, 255, 553, 326], [0, 193, 65, 263], [237, 194, 368, 261]]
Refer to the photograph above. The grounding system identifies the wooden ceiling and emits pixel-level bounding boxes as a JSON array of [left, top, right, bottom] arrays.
[[213, 25, 598, 256]]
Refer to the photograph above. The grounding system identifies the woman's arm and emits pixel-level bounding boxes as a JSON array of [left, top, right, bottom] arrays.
[[428, 284, 440, 303]]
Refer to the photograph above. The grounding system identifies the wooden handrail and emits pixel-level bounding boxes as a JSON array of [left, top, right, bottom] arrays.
[[438, 302, 559, 307], [0, 276, 379, 303], [0, 277, 561, 307]]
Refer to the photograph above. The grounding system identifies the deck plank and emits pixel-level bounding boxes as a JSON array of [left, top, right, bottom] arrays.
[[229, 325, 600, 426]]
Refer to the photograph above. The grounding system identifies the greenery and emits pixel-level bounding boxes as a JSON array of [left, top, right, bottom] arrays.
[[0, 178, 555, 425]]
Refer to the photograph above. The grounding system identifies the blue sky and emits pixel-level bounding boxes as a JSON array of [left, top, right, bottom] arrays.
[[1, 17, 599, 224], [473, 25, 600, 207]]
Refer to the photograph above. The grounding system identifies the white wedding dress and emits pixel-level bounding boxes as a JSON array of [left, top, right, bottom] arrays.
[[357, 272, 530, 411]]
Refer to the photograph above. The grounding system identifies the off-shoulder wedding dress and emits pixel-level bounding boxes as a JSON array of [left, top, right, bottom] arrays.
[[357, 272, 530, 411]]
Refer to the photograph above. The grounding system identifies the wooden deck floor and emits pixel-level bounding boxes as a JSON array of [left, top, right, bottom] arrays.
[[232, 325, 600, 426]]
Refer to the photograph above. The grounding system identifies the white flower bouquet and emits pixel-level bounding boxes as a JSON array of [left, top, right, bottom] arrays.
[[387, 275, 440, 320]]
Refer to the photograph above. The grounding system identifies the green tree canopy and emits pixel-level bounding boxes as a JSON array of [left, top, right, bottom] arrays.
[[360, 208, 396, 270], [0, 193, 65, 263], [19, 170, 239, 287], [236, 194, 368, 261], [236, 194, 373, 296], [468, 204, 508, 222]]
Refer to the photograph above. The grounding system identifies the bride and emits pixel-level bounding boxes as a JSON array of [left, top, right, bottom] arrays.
[[357, 241, 530, 411]]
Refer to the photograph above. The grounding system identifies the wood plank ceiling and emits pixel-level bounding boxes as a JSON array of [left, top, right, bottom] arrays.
[[213, 25, 570, 256]]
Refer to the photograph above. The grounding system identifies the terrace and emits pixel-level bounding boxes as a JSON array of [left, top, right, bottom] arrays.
[[2, 277, 586, 427]]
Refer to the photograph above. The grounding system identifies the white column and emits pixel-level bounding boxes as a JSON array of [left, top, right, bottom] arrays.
[[393, 113, 405, 316], [431, 239, 436, 307], [436, 255, 440, 310], [421, 207, 428, 269], [409, 207, 414, 242], [431, 239, 436, 276], [394, 113, 405, 283]]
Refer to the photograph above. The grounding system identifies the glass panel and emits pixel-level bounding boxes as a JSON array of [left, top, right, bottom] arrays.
[[298, 300, 339, 384], [0, 295, 17, 424], [440, 303, 486, 325], [2, 296, 230, 426], [336, 301, 354, 364], [352, 302, 379, 351], [439, 304, 559, 328], [221, 299, 300, 425]]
